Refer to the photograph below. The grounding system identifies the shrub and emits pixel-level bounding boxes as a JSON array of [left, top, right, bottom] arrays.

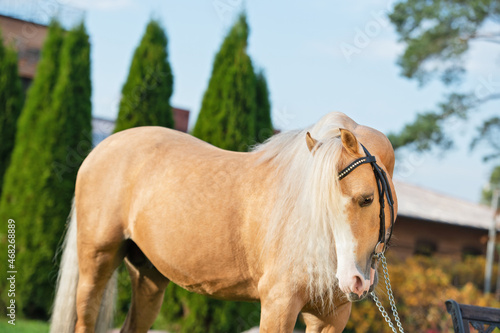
[[347, 255, 500, 333]]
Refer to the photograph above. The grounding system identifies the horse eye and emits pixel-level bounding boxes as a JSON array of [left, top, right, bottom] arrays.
[[359, 196, 374, 207]]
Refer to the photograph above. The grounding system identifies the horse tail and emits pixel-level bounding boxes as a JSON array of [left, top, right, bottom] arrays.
[[95, 270, 118, 333], [50, 201, 79, 333], [50, 200, 118, 333]]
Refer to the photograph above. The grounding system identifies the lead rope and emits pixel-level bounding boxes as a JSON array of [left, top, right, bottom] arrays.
[[370, 253, 405, 333]]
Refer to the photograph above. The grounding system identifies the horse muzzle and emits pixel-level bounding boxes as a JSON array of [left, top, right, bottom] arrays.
[[341, 267, 378, 302]]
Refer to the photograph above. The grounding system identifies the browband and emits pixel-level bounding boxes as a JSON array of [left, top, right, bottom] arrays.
[[338, 155, 376, 180]]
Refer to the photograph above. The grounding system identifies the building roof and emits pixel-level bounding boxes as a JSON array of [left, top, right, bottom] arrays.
[[395, 180, 499, 230], [172, 107, 189, 133]]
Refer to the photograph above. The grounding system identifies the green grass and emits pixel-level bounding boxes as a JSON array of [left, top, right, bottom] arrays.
[[0, 318, 49, 333]]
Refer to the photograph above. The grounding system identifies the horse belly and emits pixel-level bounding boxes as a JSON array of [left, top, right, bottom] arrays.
[[129, 182, 260, 302]]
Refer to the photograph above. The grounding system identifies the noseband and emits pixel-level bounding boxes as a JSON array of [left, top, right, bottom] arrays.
[[337, 144, 395, 258]]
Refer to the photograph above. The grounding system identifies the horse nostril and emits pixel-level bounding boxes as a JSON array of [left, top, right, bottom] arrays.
[[353, 275, 363, 294]]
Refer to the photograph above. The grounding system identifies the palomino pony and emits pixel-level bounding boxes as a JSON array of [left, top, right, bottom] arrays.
[[50, 112, 398, 333]]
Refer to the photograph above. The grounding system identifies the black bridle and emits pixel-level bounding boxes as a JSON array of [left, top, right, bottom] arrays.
[[337, 144, 395, 258]]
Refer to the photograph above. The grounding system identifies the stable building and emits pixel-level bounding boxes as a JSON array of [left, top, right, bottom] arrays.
[[0, 14, 48, 89], [391, 181, 499, 259]]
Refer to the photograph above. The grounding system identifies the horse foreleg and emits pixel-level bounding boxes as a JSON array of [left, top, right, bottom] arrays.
[[75, 241, 124, 333], [120, 245, 169, 333], [258, 280, 305, 332], [302, 302, 351, 333]]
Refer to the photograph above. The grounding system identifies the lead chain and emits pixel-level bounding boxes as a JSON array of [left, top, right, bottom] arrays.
[[370, 253, 405, 333]]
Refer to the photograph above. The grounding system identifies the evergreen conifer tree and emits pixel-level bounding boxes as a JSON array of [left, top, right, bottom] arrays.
[[114, 19, 174, 133], [192, 13, 258, 151], [255, 70, 273, 143], [0, 29, 24, 196], [0, 21, 91, 318], [0, 20, 64, 317]]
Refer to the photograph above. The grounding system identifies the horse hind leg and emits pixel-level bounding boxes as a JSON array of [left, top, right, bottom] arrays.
[[75, 238, 126, 333], [121, 240, 169, 333]]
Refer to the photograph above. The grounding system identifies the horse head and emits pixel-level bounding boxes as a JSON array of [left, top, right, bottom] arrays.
[[306, 128, 397, 302]]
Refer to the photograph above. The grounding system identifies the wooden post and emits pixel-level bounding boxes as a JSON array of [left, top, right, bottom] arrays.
[[485, 188, 499, 294], [496, 242, 500, 300]]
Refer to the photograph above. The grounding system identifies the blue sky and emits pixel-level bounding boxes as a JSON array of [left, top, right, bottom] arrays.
[[58, 0, 498, 203]]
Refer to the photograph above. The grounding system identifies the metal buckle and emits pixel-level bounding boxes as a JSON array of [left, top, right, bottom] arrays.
[[373, 241, 385, 257], [371, 242, 385, 268]]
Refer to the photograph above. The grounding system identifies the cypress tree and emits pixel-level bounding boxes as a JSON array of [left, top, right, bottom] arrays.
[[33, 22, 92, 317], [255, 70, 273, 143], [114, 19, 174, 133], [192, 13, 258, 151], [0, 29, 24, 196], [0, 20, 64, 317], [0, 21, 92, 318]]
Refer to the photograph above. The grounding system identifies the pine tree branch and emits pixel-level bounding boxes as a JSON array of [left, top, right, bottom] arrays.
[[460, 32, 500, 44], [478, 93, 500, 104]]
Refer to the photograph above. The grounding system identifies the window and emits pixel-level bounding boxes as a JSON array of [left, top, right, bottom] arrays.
[[462, 246, 482, 258], [414, 240, 437, 256]]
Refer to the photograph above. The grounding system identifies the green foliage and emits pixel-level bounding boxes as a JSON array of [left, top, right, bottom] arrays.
[[481, 165, 500, 205], [389, 92, 478, 152], [255, 70, 273, 143], [347, 255, 500, 332], [0, 20, 65, 318], [157, 284, 261, 333], [0, 21, 91, 319], [387, 0, 500, 162], [115, 265, 132, 326], [114, 19, 174, 133], [471, 116, 500, 162], [389, 0, 498, 85], [0, 318, 49, 333], [0, 30, 24, 197], [192, 13, 272, 151], [388, 111, 451, 151]]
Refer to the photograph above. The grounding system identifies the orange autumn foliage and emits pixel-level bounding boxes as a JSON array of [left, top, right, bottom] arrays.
[[346, 255, 500, 333]]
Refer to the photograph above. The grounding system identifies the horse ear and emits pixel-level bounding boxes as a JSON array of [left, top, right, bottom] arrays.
[[306, 132, 322, 153], [340, 128, 359, 155]]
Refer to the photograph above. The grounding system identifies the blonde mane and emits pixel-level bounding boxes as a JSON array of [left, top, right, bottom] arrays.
[[253, 113, 353, 308]]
